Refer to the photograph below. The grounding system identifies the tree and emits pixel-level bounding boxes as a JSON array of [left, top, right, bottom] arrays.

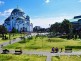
[[11, 27, 18, 33], [50, 22, 61, 33], [0, 25, 8, 39], [11, 27, 18, 36], [61, 19, 72, 34]]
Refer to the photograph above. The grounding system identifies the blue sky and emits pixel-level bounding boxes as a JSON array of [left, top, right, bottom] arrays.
[[0, 0, 81, 28]]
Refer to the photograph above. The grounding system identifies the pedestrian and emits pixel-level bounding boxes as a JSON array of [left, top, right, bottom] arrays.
[[9, 41, 11, 44], [51, 47, 54, 53], [1, 44, 3, 48], [60, 48, 62, 53], [55, 47, 59, 53]]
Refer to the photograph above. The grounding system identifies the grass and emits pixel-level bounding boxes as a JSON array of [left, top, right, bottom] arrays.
[[2, 36, 81, 61], [52, 56, 81, 61], [3, 36, 81, 51], [0, 54, 46, 61], [0, 38, 9, 44]]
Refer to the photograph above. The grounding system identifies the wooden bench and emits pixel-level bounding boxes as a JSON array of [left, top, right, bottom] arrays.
[[15, 50, 22, 55], [14, 47, 22, 55], [2, 49, 9, 54]]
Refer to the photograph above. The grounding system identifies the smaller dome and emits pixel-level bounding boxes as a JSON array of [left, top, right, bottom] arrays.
[[26, 15, 30, 20], [26, 15, 30, 18]]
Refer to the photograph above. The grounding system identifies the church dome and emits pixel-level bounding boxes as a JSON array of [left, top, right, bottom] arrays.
[[16, 17, 25, 20], [11, 8, 24, 14], [26, 15, 30, 20]]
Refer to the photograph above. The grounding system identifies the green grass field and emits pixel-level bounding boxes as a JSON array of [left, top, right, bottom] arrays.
[[2, 36, 81, 61], [52, 56, 81, 61], [3, 36, 81, 51], [0, 54, 46, 61]]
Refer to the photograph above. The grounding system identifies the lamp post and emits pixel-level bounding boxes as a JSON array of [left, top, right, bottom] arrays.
[[49, 24, 51, 36], [9, 29, 11, 40], [41, 36, 43, 49], [20, 29, 22, 37], [22, 26, 26, 43], [42, 37, 43, 48]]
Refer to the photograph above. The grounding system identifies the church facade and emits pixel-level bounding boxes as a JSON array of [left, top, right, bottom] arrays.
[[3, 8, 33, 32]]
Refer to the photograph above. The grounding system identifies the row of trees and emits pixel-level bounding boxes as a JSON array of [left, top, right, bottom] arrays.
[[0, 25, 19, 40], [50, 19, 72, 34], [50, 19, 81, 39], [33, 28, 49, 33]]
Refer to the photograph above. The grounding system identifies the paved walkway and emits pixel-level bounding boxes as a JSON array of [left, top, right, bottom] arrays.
[[0, 35, 30, 48], [0, 49, 81, 61]]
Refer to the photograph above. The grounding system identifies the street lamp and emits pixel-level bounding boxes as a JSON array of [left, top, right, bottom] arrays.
[[49, 24, 51, 36], [9, 29, 11, 40], [22, 27, 26, 43], [41, 36, 43, 49]]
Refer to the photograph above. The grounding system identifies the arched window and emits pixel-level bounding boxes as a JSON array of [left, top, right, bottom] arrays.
[[12, 17, 14, 19]]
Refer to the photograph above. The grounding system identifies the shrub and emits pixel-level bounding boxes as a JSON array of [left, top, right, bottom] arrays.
[[47, 38, 65, 42], [65, 46, 81, 49]]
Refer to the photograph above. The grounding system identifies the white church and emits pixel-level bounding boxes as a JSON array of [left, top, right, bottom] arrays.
[[3, 8, 33, 32]]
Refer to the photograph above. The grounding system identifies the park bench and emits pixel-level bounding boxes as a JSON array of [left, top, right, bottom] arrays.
[[14, 47, 22, 55], [2, 49, 9, 54], [65, 48, 72, 53]]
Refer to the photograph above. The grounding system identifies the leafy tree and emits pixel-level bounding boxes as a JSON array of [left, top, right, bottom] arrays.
[[11, 27, 18, 36], [11, 27, 18, 33], [61, 19, 72, 34], [50, 22, 61, 33], [0, 25, 8, 39], [50, 19, 73, 38]]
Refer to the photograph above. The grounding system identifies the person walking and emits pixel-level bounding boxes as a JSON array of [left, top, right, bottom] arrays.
[[60, 48, 62, 53], [51, 47, 55, 53], [55, 47, 59, 53]]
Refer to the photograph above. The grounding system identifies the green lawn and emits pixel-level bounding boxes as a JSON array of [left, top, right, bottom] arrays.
[[0, 38, 9, 44], [3, 36, 81, 51], [0, 54, 46, 61], [52, 56, 81, 61], [6, 33, 24, 39]]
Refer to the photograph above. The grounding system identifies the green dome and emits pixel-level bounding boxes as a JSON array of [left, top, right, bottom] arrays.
[[11, 8, 24, 14], [16, 17, 25, 20]]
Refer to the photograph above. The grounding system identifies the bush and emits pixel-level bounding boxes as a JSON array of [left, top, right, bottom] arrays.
[[65, 46, 81, 49], [2, 36, 8, 40], [59, 35, 67, 39], [47, 38, 65, 42], [27, 36, 33, 40], [27, 45, 42, 49]]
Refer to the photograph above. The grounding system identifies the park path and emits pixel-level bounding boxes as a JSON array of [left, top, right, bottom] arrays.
[[0, 49, 81, 61], [0, 35, 31, 48], [46, 55, 52, 61]]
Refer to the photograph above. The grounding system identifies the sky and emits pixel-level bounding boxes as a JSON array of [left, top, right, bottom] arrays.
[[0, 0, 81, 28]]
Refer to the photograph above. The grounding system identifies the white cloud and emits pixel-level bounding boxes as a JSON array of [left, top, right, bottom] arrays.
[[79, 0, 81, 2], [0, 1, 4, 5], [0, 8, 13, 17], [45, 0, 50, 3], [31, 16, 72, 28]]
